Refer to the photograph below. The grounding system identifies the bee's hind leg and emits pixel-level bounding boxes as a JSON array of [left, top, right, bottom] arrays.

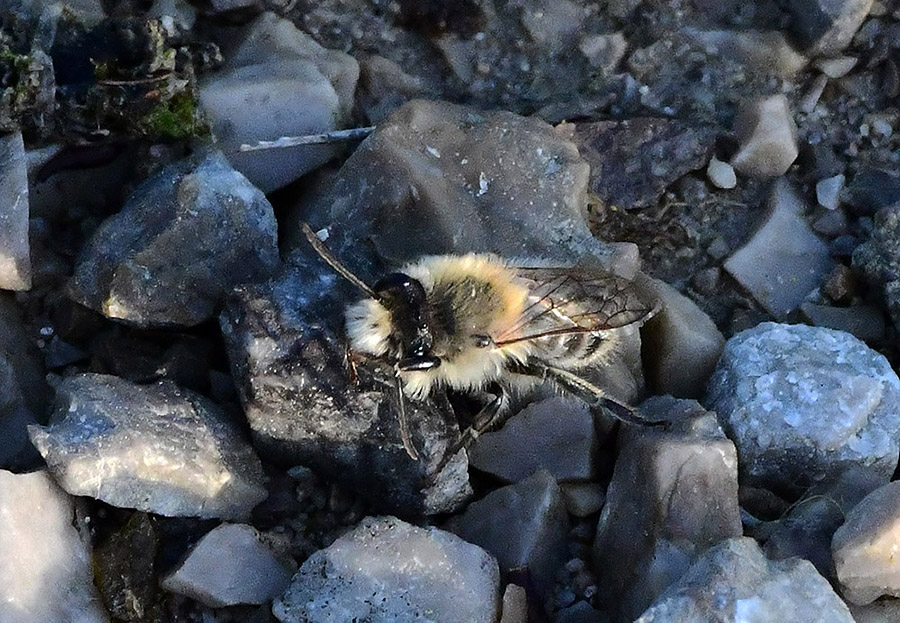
[[433, 384, 511, 475], [512, 360, 666, 428]]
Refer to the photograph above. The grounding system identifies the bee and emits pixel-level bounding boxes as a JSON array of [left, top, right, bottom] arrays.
[[301, 223, 661, 465]]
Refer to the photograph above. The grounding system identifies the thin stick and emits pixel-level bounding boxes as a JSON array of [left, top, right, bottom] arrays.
[[301, 223, 378, 298], [239, 127, 375, 152]]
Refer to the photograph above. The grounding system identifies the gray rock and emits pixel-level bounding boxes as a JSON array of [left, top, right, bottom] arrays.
[[161, 523, 293, 607], [68, 151, 280, 329], [469, 397, 599, 483], [817, 174, 846, 210], [853, 206, 900, 329], [571, 118, 716, 210], [561, 482, 606, 518], [730, 95, 799, 178], [0, 132, 31, 291], [850, 599, 900, 623], [357, 55, 439, 124], [450, 470, 570, 596], [28, 373, 267, 520], [0, 294, 47, 469], [833, 481, 900, 604], [499, 584, 528, 623], [800, 303, 886, 343], [705, 322, 900, 493], [273, 516, 500, 623], [788, 0, 875, 57], [295, 99, 616, 271], [0, 470, 109, 623], [199, 12, 359, 192], [723, 179, 834, 319], [763, 467, 882, 578], [578, 32, 627, 74], [593, 397, 741, 621], [844, 167, 900, 215], [635, 537, 855, 622], [220, 254, 472, 516], [641, 277, 725, 399]]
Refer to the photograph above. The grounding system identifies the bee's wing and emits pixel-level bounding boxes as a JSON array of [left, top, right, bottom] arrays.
[[493, 266, 659, 346]]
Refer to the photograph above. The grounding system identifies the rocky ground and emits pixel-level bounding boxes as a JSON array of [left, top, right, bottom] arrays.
[[1, 0, 900, 622]]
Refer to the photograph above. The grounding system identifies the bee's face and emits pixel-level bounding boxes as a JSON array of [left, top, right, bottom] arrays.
[[373, 272, 442, 372]]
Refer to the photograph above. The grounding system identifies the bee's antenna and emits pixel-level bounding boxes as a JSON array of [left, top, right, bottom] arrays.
[[301, 222, 378, 299], [394, 368, 420, 460]]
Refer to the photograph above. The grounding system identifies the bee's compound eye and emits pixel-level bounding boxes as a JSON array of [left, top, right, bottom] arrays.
[[374, 272, 426, 306], [397, 355, 442, 371]]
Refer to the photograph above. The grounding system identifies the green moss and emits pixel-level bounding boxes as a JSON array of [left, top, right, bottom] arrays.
[[141, 92, 203, 139]]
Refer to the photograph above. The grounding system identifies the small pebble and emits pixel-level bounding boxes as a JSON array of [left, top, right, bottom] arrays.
[[816, 174, 845, 210], [706, 156, 737, 189]]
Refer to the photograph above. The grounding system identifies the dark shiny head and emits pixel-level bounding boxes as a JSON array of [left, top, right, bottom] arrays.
[[374, 272, 441, 371]]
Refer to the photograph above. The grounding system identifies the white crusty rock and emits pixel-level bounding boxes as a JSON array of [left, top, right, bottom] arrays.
[[469, 397, 598, 483], [29, 373, 267, 520], [724, 179, 833, 319], [730, 95, 799, 178], [273, 516, 500, 623], [635, 537, 855, 622], [706, 323, 900, 492], [0, 470, 109, 623], [450, 470, 570, 596], [593, 397, 741, 621], [162, 523, 293, 607], [0, 132, 31, 291], [199, 12, 359, 192], [833, 481, 900, 605]]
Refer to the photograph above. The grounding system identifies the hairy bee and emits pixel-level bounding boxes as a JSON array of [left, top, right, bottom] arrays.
[[302, 224, 660, 463]]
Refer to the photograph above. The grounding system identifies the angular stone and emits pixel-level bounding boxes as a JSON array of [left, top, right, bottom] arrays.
[[800, 303, 886, 343], [469, 397, 599, 483], [788, 0, 875, 57], [764, 467, 882, 578], [295, 99, 608, 271], [0, 131, 31, 291], [450, 470, 570, 596], [641, 277, 725, 399], [724, 179, 833, 319], [499, 584, 528, 623], [28, 373, 268, 520], [833, 481, 900, 604], [162, 523, 293, 607], [199, 12, 359, 192], [0, 470, 109, 623], [220, 255, 472, 516], [850, 599, 900, 623], [705, 322, 900, 493], [572, 118, 716, 210], [844, 167, 900, 215], [68, 151, 280, 328], [593, 397, 741, 621], [730, 95, 799, 178], [273, 516, 500, 623], [635, 538, 855, 622], [817, 174, 845, 210]]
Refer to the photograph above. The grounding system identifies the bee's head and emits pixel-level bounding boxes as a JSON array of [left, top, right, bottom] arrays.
[[374, 272, 441, 372]]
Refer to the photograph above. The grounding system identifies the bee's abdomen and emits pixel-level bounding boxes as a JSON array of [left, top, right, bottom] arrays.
[[532, 331, 619, 370]]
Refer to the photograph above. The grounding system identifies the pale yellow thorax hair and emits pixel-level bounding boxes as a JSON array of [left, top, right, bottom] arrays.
[[345, 254, 533, 398]]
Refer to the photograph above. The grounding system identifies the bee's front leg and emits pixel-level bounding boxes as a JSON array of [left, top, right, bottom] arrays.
[[434, 384, 510, 474]]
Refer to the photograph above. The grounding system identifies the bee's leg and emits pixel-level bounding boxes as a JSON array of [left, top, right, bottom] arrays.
[[434, 384, 510, 474], [512, 361, 666, 427]]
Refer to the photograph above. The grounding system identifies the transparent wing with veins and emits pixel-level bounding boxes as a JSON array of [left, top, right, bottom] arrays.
[[493, 267, 659, 346]]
